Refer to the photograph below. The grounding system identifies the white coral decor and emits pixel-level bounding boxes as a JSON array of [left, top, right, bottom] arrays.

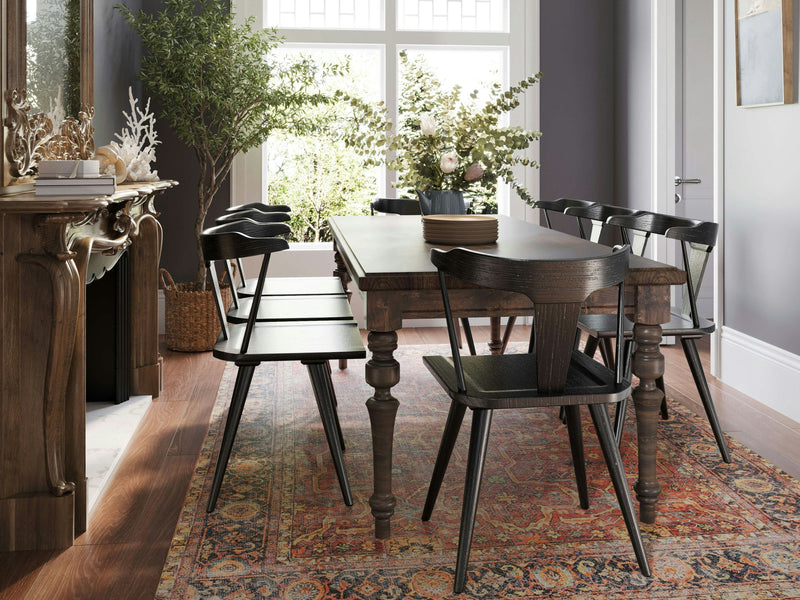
[[107, 87, 160, 181]]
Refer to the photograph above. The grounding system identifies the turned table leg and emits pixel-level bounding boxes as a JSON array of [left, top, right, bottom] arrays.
[[630, 322, 665, 523], [488, 316, 503, 354], [364, 330, 400, 539]]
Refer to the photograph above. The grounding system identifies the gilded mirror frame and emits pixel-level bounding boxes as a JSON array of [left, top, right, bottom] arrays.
[[2, 0, 94, 190]]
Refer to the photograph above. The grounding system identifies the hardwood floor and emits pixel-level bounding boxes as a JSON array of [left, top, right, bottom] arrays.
[[1, 327, 797, 599]]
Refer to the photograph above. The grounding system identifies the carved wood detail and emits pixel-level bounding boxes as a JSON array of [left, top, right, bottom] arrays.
[[4, 89, 95, 181], [15, 251, 80, 497]]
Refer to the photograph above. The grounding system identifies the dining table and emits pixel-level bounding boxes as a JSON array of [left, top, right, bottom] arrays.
[[329, 214, 686, 540]]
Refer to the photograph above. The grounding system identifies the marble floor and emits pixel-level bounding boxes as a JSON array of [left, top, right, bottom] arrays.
[[85, 395, 151, 514]]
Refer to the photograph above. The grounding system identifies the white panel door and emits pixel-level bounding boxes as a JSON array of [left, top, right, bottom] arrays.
[[674, 0, 715, 316]]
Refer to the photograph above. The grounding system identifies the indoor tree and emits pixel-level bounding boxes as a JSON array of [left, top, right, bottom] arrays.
[[117, 0, 347, 290]]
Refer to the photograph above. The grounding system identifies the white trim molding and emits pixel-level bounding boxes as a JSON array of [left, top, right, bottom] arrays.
[[720, 326, 800, 423]]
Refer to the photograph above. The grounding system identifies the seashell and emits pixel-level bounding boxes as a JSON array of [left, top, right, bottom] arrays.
[[94, 145, 128, 184]]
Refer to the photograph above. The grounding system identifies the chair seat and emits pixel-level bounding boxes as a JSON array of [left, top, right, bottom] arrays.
[[227, 294, 353, 323], [214, 320, 366, 362], [237, 276, 344, 297], [423, 351, 631, 409], [578, 308, 715, 338]]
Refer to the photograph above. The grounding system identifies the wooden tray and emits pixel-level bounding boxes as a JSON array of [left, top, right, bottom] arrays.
[[422, 215, 498, 245]]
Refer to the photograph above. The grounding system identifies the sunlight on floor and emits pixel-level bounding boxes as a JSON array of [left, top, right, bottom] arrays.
[[85, 395, 151, 514]]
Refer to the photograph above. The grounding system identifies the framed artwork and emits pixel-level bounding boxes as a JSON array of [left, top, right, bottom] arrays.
[[735, 0, 793, 107]]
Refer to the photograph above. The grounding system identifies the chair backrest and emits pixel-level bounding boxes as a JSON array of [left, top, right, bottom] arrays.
[[431, 245, 630, 393], [224, 202, 291, 214], [201, 228, 289, 353], [606, 212, 718, 323], [215, 209, 291, 225], [203, 219, 292, 306], [533, 197, 595, 229], [370, 198, 421, 215], [563, 203, 640, 244]]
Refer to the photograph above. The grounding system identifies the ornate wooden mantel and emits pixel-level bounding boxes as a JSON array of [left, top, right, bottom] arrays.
[[0, 180, 177, 551]]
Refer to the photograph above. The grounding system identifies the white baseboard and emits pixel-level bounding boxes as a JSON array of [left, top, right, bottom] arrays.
[[720, 326, 800, 423]]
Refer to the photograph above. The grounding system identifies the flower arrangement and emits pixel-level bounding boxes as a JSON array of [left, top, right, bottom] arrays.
[[344, 51, 542, 207]]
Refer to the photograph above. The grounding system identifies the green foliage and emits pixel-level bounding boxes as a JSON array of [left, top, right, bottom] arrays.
[[268, 133, 371, 242], [342, 51, 542, 205], [117, 0, 345, 288]]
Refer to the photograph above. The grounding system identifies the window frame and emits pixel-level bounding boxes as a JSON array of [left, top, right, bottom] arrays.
[[231, 0, 539, 225]]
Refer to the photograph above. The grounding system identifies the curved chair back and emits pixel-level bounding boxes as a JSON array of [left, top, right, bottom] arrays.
[[224, 202, 291, 214], [215, 209, 291, 225], [563, 203, 640, 244], [370, 197, 421, 215], [607, 212, 718, 323], [532, 197, 595, 229], [431, 245, 630, 393]]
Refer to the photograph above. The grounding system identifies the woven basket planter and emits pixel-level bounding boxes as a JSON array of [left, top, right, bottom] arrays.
[[160, 269, 232, 352]]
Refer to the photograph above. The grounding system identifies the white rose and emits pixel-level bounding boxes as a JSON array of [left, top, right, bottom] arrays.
[[420, 114, 436, 136], [440, 151, 459, 174]]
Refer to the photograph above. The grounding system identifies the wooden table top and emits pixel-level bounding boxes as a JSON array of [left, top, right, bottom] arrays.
[[329, 215, 685, 291]]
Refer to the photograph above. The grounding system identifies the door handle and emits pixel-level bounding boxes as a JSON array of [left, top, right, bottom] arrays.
[[674, 176, 701, 185]]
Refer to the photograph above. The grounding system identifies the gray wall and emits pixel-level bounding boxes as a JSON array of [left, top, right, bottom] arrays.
[[723, 0, 800, 354], [613, 0, 652, 213], [93, 2, 143, 147], [539, 0, 616, 233]]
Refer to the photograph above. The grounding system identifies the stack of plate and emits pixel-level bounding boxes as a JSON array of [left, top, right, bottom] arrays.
[[421, 215, 499, 245]]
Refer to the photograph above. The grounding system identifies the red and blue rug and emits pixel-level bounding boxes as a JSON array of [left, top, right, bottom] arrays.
[[157, 345, 800, 599]]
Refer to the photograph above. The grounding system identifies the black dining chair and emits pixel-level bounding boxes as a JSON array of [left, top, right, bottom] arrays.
[[202, 220, 353, 324], [370, 197, 421, 215], [577, 212, 730, 462], [201, 227, 366, 512], [215, 212, 347, 298], [420, 244, 650, 593]]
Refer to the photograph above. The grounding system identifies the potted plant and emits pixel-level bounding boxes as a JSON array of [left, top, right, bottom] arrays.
[[346, 51, 542, 214], [117, 0, 345, 350]]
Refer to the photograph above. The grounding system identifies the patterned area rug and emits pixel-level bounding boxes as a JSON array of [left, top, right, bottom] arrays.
[[158, 345, 800, 599]]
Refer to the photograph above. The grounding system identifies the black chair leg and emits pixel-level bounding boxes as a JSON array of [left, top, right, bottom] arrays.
[[461, 318, 477, 356], [656, 376, 669, 420], [599, 337, 615, 371], [564, 405, 589, 509], [306, 361, 353, 506], [207, 363, 257, 512], [324, 360, 345, 451], [588, 403, 651, 577], [583, 335, 599, 360], [681, 337, 731, 463], [454, 408, 494, 594], [422, 401, 467, 520], [613, 339, 635, 444]]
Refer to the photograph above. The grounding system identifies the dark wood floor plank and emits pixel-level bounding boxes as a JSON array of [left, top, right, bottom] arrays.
[[0, 549, 54, 600]]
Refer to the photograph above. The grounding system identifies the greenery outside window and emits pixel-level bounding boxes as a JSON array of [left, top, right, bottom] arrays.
[[232, 1, 538, 242]]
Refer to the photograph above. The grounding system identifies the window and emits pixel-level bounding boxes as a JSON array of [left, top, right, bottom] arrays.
[[232, 1, 538, 241]]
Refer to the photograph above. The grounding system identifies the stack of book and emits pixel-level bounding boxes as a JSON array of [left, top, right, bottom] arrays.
[[34, 160, 117, 197]]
